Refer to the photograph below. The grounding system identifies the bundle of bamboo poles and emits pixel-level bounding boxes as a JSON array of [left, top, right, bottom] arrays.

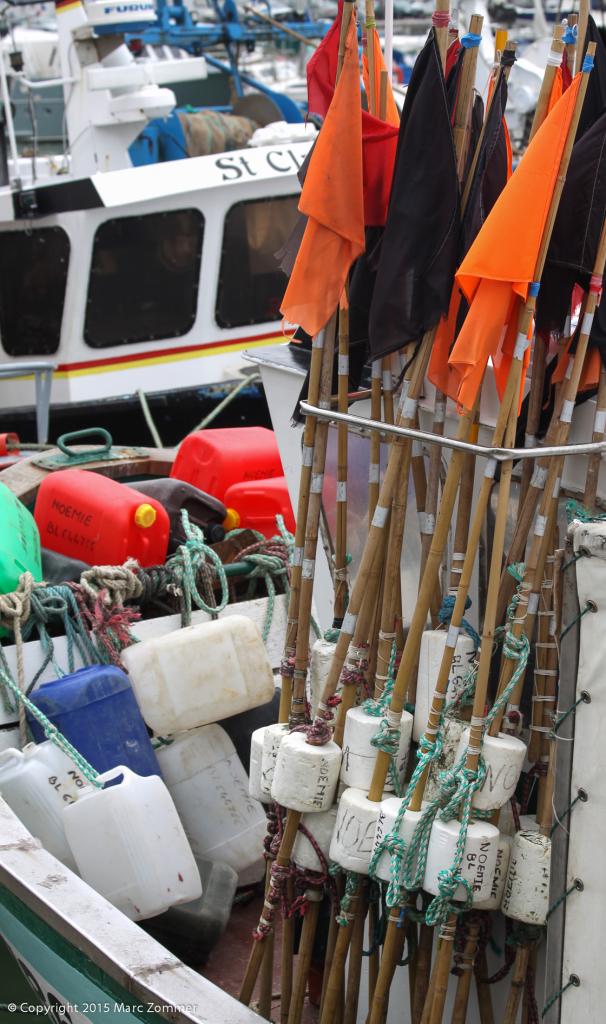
[[239, 6, 604, 1024]]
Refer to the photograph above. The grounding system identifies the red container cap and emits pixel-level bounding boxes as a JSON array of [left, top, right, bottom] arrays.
[[223, 475, 295, 540], [34, 469, 170, 568], [171, 427, 283, 501]]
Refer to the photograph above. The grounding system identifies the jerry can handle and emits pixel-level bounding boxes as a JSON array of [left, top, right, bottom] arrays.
[[56, 428, 113, 460]]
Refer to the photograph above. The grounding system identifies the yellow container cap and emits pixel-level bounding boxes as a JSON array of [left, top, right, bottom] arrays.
[[135, 503, 157, 528], [223, 508, 241, 531]]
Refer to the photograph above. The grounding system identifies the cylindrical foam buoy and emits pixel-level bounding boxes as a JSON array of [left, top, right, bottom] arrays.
[[329, 788, 380, 875], [498, 800, 517, 836], [414, 630, 476, 741], [371, 798, 423, 883], [502, 830, 551, 925], [310, 638, 337, 718], [455, 729, 527, 811], [474, 833, 512, 911], [424, 719, 467, 804], [340, 707, 413, 792], [249, 726, 268, 803], [261, 723, 288, 798], [293, 806, 338, 872], [423, 819, 499, 904], [271, 732, 341, 813]]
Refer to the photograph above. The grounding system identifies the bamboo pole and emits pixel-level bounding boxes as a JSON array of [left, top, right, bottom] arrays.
[[584, 363, 606, 508], [278, 324, 333, 724], [576, 2, 589, 77], [281, 877, 296, 1024], [335, 301, 350, 624], [320, 877, 344, 1014], [320, 878, 362, 1024], [412, 921, 434, 1023], [259, 894, 275, 1017], [474, 946, 495, 1024], [566, 14, 578, 77], [529, 25, 564, 143], [527, 541, 555, 765], [343, 883, 367, 1024], [451, 918, 481, 1024], [368, 360, 383, 523], [502, 946, 531, 1024], [287, 892, 323, 1024]]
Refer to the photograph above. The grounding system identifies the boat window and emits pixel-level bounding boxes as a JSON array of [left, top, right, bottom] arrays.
[[0, 227, 69, 356], [215, 196, 300, 328], [84, 209, 204, 348]]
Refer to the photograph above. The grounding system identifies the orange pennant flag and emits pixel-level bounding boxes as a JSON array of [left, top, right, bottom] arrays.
[[548, 66, 564, 113], [281, 16, 365, 337], [362, 31, 400, 126], [446, 73, 582, 411]]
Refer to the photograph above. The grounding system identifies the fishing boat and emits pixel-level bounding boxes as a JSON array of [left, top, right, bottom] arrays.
[[0, 0, 319, 445], [3, 0, 606, 1021]]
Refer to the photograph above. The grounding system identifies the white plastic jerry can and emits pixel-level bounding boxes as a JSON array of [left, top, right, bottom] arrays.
[[121, 615, 275, 735], [0, 744, 82, 872], [62, 766, 202, 921], [156, 724, 267, 887]]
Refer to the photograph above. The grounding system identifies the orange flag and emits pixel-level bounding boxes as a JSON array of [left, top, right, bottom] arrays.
[[548, 66, 564, 112], [280, 16, 365, 337], [446, 73, 582, 412], [362, 31, 400, 126]]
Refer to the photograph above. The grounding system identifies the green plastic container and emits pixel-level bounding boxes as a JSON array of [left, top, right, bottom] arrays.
[[0, 482, 43, 594]]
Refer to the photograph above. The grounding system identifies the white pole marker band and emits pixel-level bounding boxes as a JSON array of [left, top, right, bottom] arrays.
[[302, 559, 315, 579], [514, 332, 530, 360], [595, 409, 606, 435], [434, 401, 446, 424], [582, 311, 594, 335], [534, 514, 547, 537], [527, 592, 539, 617], [337, 482, 347, 502], [292, 546, 304, 566], [369, 463, 380, 483], [372, 505, 389, 528], [484, 458, 498, 479], [311, 473, 324, 493], [338, 355, 349, 376], [560, 400, 574, 424], [302, 445, 314, 467], [530, 465, 547, 489], [372, 360, 382, 379], [342, 611, 358, 635], [401, 396, 418, 421], [383, 371, 392, 391], [446, 624, 461, 648]]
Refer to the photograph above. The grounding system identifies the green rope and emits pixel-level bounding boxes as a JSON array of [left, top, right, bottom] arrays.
[[168, 510, 229, 625], [365, 641, 405, 796], [0, 667, 101, 788], [542, 975, 580, 1016], [560, 601, 593, 641], [566, 498, 606, 523], [546, 879, 583, 920], [336, 870, 360, 927]]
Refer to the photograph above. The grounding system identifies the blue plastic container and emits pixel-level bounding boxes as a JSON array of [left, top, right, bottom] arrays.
[[28, 666, 160, 779]]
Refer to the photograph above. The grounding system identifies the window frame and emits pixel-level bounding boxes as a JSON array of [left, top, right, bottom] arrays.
[[0, 225, 70, 357], [83, 208, 205, 350], [214, 194, 299, 330]]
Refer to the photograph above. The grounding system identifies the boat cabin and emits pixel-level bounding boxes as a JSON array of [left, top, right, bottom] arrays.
[[0, 138, 311, 438]]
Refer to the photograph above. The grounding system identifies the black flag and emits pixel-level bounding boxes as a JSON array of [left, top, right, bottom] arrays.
[[367, 29, 460, 360], [461, 68, 510, 256], [578, 16, 606, 140], [535, 108, 606, 336]]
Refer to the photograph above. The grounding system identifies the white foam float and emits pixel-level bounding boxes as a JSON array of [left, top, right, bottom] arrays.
[[455, 728, 527, 811], [502, 829, 551, 925], [292, 806, 338, 873], [271, 732, 341, 812], [340, 707, 413, 792], [423, 819, 499, 904], [414, 630, 476, 741], [329, 787, 380, 874]]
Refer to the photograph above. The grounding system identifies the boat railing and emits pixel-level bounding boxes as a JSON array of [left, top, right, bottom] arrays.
[[300, 399, 606, 463], [0, 361, 55, 443]]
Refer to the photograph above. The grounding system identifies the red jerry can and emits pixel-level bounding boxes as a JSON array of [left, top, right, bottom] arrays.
[[170, 427, 283, 500]]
